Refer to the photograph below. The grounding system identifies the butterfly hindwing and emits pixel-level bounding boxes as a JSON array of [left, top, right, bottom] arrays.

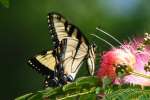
[[27, 50, 56, 76], [87, 45, 96, 75]]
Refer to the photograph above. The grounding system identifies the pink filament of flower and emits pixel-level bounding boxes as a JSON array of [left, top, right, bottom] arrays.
[[97, 38, 150, 86]]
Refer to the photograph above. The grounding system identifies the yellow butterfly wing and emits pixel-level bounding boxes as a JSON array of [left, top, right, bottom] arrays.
[[28, 50, 57, 76], [60, 38, 88, 80]]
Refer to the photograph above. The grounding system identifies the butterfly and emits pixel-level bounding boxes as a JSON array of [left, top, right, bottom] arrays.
[[27, 12, 96, 87]]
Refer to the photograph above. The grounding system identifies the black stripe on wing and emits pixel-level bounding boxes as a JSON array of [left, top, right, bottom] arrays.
[[27, 57, 54, 76]]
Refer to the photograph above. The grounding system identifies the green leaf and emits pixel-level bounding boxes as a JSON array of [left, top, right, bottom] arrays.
[[28, 93, 43, 100], [15, 76, 100, 99], [43, 86, 62, 98], [62, 82, 77, 92], [95, 87, 101, 94], [79, 93, 96, 100], [102, 76, 112, 89], [15, 76, 150, 100], [104, 87, 150, 100], [0, 0, 9, 8], [139, 93, 150, 100], [76, 76, 99, 86], [58, 87, 96, 100], [15, 93, 33, 100]]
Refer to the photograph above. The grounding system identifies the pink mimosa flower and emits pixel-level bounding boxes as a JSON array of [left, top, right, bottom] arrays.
[[97, 35, 150, 86]]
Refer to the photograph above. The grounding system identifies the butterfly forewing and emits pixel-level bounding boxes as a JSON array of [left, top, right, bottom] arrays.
[[48, 13, 89, 48], [48, 13, 68, 48]]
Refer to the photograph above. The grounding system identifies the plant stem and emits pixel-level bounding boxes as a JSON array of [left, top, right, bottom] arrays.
[[57, 88, 95, 100]]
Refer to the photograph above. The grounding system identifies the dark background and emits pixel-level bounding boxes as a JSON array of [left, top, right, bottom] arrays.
[[0, 0, 150, 99]]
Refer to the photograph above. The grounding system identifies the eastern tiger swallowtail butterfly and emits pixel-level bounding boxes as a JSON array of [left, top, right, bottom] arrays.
[[27, 12, 96, 87]]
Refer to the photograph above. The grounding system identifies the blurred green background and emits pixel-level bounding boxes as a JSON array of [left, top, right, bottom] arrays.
[[0, 0, 150, 99]]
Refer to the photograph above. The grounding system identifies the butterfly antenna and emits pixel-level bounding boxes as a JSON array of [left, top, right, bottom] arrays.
[[90, 34, 115, 48], [96, 27, 122, 45]]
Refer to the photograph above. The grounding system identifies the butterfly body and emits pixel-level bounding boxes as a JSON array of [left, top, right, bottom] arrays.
[[28, 12, 96, 87]]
